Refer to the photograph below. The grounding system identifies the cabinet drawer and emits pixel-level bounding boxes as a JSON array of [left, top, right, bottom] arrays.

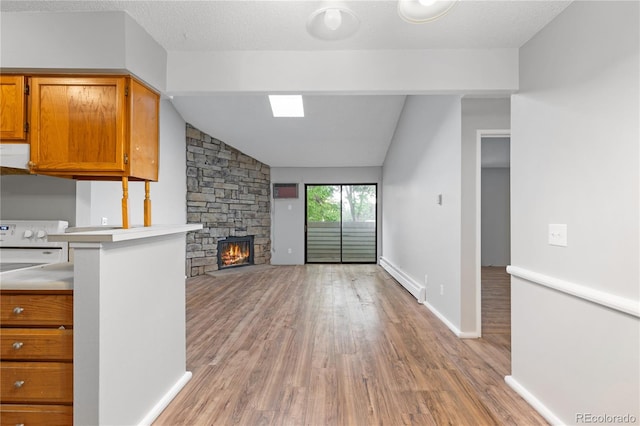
[[0, 362, 73, 404], [1, 295, 72, 327], [0, 404, 72, 426], [1, 329, 73, 361]]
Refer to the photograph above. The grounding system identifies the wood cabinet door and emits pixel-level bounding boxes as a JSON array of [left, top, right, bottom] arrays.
[[128, 78, 159, 181], [29, 76, 126, 173], [0, 75, 27, 141]]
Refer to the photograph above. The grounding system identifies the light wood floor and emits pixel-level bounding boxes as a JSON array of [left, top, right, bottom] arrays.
[[461, 266, 513, 379], [154, 264, 546, 425]]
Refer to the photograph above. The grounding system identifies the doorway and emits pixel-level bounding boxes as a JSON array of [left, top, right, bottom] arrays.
[[480, 136, 511, 341], [475, 130, 511, 338], [305, 184, 377, 263]]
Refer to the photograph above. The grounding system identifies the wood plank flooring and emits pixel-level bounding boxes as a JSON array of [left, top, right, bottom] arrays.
[[153, 264, 546, 425], [462, 267, 512, 379]]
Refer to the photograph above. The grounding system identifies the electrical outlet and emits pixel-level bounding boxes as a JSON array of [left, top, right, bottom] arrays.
[[548, 224, 568, 247], [440, 285, 444, 295], [101, 217, 108, 225], [287, 248, 292, 254], [425, 274, 428, 285]]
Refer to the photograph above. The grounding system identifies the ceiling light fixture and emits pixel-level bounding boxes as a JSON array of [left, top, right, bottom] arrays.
[[269, 95, 304, 118], [324, 9, 342, 31], [398, 0, 458, 24], [307, 7, 359, 40]]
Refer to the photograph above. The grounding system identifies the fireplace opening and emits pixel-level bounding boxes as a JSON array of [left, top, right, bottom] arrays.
[[217, 236, 254, 270]]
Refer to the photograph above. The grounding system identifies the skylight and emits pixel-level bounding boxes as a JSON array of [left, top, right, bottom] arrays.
[[268, 95, 305, 118]]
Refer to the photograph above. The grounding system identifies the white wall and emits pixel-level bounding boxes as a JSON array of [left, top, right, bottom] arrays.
[[167, 49, 518, 94], [270, 167, 382, 265], [1, 11, 166, 92], [510, 1, 639, 423], [460, 98, 510, 332], [481, 167, 510, 266], [382, 95, 462, 329], [76, 100, 187, 227], [0, 174, 76, 224]]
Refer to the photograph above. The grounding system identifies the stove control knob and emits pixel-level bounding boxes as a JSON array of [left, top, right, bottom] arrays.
[[36, 230, 46, 239], [23, 230, 33, 239]]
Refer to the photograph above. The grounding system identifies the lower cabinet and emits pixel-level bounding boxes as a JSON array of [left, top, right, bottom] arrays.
[[0, 404, 73, 426], [0, 290, 73, 425]]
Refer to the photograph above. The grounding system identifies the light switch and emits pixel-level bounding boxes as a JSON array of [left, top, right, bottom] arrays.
[[548, 224, 568, 247]]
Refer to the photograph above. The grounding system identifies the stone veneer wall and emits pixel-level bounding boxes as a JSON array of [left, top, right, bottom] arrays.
[[185, 124, 271, 277]]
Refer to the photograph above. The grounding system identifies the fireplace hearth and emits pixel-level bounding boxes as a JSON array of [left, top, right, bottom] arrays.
[[217, 236, 254, 270]]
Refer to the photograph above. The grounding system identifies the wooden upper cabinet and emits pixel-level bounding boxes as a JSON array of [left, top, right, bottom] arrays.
[[29, 76, 159, 181], [0, 75, 28, 141]]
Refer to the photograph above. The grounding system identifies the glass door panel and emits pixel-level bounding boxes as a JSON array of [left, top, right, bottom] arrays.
[[306, 184, 377, 263], [306, 185, 341, 262], [341, 185, 377, 263]]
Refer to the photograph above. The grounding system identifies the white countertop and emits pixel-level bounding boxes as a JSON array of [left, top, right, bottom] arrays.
[[0, 262, 74, 290], [48, 224, 202, 243]]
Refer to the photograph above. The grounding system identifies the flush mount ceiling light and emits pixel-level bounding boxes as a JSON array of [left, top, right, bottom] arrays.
[[398, 0, 458, 24], [269, 95, 305, 118], [307, 7, 360, 40]]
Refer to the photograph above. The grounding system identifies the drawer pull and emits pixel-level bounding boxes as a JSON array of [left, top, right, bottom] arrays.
[[12, 306, 24, 315], [14, 380, 25, 388], [12, 342, 24, 350]]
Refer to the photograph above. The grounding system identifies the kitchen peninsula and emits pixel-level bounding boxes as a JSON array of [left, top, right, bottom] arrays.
[[49, 224, 201, 425]]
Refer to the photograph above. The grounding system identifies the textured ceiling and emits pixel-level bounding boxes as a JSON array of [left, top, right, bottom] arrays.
[[1, 1, 571, 51], [1, 1, 572, 167]]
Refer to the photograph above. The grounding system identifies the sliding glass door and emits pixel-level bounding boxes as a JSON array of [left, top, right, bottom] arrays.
[[305, 184, 377, 263]]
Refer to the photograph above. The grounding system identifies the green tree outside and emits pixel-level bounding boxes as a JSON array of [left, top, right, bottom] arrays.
[[342, 185, 376, 222], [307, 185, 376, 222], [306, 185, 340, 222]]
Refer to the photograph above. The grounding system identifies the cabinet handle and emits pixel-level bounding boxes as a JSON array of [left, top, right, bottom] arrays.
[[14, 380, 25, 388], [12, 342, 24, 350], [12, 307, 24, 315]]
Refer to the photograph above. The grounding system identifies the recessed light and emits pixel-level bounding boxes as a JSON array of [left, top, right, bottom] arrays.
[[269, 95, 304, 118], [398, 0, 458, 24]]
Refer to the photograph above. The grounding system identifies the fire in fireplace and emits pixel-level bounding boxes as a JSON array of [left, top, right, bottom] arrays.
[[217, 236, 254, 269]]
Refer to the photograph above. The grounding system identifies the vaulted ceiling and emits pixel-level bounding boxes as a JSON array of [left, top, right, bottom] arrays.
[[1, 1, 572, 167]]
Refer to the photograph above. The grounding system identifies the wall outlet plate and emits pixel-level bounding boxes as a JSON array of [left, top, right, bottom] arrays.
[[548, 224, 568, 247]]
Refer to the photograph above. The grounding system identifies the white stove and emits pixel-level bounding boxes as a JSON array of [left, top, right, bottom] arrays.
[[0, 220, 69, 274]]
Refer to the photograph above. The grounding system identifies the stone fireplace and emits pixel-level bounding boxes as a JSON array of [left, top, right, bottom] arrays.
[[185, 124, 271, 277], [217, 236, 254, 269]]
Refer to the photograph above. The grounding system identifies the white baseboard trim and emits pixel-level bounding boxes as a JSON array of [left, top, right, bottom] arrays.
[[379, 256, 426, 303], [379, 257, 478, 338], [507, 265, 640, 318], [423, 299, 478, 338], [138, 371, 192, 426], [505, 375, 563, 426]]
